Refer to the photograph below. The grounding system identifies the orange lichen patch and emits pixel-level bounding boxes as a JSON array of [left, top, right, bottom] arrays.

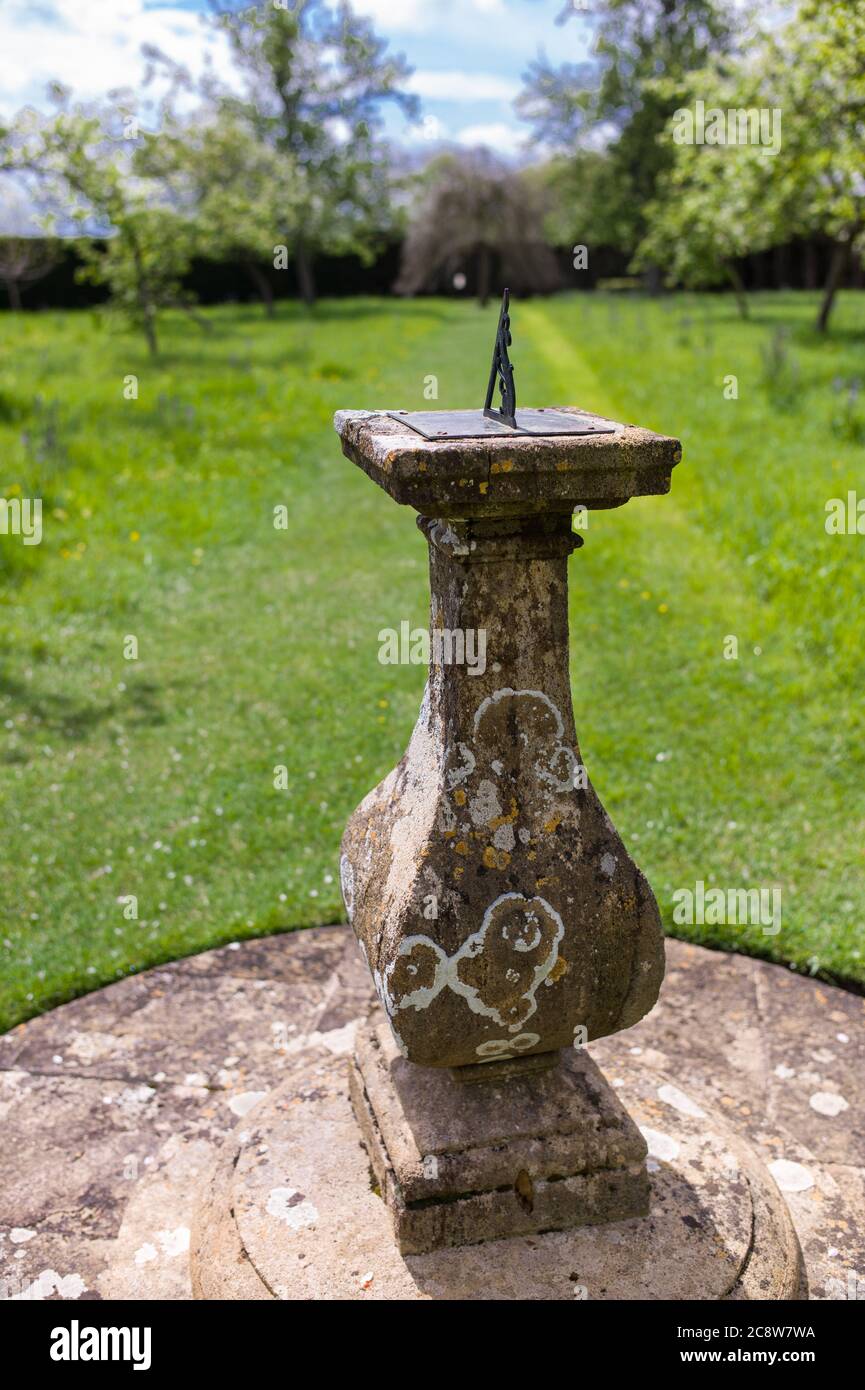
[[490, 798, 519, 830], [536, 876, 560, 889], [543, 815, 561, 834], [527, 850, 536, 861], [454, 840, 470, 856], [478, 481, 489, 495], [483, 846, 511, 870], [547, 956, 569, 984], [490, 457, 514, 474], [454, 866, 464, 879], [453, 789, 467, 806], [443, 828, 456, 839]]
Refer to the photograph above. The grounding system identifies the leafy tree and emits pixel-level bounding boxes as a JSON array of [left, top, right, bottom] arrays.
[[6, 89, 197, 355], [395, 151, 561, 306], [632, 60, 785, 317], [636, 1, 865, 332], [768, 0, 865, 331], [208, 0, 418, 306], [140, 107, 300, 317], [633, 139, 776, 318], [518, 0, 738, 260]]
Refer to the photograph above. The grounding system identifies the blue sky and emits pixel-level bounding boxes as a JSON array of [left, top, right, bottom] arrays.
[[0, 0, 595, 150]]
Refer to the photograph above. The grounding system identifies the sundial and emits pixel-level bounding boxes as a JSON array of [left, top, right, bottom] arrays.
[[388, 289, 618, 440]]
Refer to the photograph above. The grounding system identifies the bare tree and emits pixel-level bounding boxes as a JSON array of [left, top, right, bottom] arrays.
[[0, 186, 58, 310], [0, 236, 58, 310], [396, 150, 562, 306]]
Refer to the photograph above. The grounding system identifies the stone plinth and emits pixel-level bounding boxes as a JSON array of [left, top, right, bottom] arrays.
[[334, 404, 681, 1249], [350, 1014, 649, 1255]]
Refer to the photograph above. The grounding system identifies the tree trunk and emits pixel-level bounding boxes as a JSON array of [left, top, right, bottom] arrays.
[[645, 264, 663, 297], [295, 242, 316, 308], [722, 260, 749, 319], [4, 277, 22, 310], [817, 236, 852, 333], [142, 302, 158, 358], [476, 244, 492, 308], [244, 261, 275, 318], [804, 241, 819, 291]]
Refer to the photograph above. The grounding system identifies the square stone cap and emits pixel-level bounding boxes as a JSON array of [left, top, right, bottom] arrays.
[[335, 407, 682, 518]]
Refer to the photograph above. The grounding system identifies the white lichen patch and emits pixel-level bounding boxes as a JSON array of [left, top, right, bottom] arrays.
[[809, 1091, 849, 1117], [156, 1227, 189, 1258], [475, 1033, 540, 1060], [639, 1126, 680, 1164], [657, 1083, 706, 1120], [768, 1159, 815, 1193], [10, 1269, 87, 1301], [266, 1187, 318, 1231], [468, 778, 502, 828], [228, 1090, 268, 1118]]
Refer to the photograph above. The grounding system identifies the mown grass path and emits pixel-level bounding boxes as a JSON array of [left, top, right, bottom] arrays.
[[1, 292, 863, 1029]]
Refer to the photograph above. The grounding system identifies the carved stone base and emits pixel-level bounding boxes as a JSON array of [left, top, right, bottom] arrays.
[[191, 1040, 804, 1301], [350, 1015, 649, 1255]]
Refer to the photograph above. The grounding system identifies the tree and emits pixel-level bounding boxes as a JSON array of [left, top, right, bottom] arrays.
[[0, 187, 59, 310], [6, 89, 197, 355], [208, 0, 418, 306], [633, 139, 776, 317], [139, 107, 300, 317], [768, 0, 865, 332], [395, 151, 561, 306], [636, 1, 865, 332], [518, 1, 739, 261], [632, 63, 786, 317]]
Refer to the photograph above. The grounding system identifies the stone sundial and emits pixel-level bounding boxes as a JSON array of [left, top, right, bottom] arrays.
[[337, 292, 680, 1250], [190, 294, 804, 1297]]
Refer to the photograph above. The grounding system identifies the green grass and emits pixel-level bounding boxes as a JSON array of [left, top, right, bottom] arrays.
[[1, 291, 864, 1031]]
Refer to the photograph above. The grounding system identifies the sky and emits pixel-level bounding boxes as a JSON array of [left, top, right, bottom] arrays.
[[0, 0, 596, 151]]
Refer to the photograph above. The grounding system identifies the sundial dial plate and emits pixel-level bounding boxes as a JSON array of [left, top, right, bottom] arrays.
[[387, 408, 619, 440], [388, 290, 618, 440]]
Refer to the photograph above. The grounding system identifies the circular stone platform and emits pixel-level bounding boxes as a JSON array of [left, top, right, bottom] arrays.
[[1, 928, 863, 1301], [191, 1047, 802, 1301]]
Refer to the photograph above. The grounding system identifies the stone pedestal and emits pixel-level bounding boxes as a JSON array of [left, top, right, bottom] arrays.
[[337, 409, 681, 1078], [334, 407, 681, 1249], [350, 1015, 649, 1255]]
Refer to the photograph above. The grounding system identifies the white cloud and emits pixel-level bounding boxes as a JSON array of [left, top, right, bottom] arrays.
[[455, 121, 527, 150], [0, 1, 234, 117], [407, 70, 519, 102], [355, 0, 506, 34], [352, 0, 430, 30]]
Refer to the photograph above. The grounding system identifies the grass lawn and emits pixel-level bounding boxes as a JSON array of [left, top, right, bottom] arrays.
[[1, 290, 864, 1032]]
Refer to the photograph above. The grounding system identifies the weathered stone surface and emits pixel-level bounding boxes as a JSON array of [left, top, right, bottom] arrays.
[[1, 929, 862, 1301], [334, 409, 681, 518], [193, 1045, 803, 1300], [336, 457, 666, 1069], [350, 1014, 648, 1253]]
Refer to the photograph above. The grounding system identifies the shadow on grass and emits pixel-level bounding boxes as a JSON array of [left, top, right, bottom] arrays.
[[0, 672, 166, 747]]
